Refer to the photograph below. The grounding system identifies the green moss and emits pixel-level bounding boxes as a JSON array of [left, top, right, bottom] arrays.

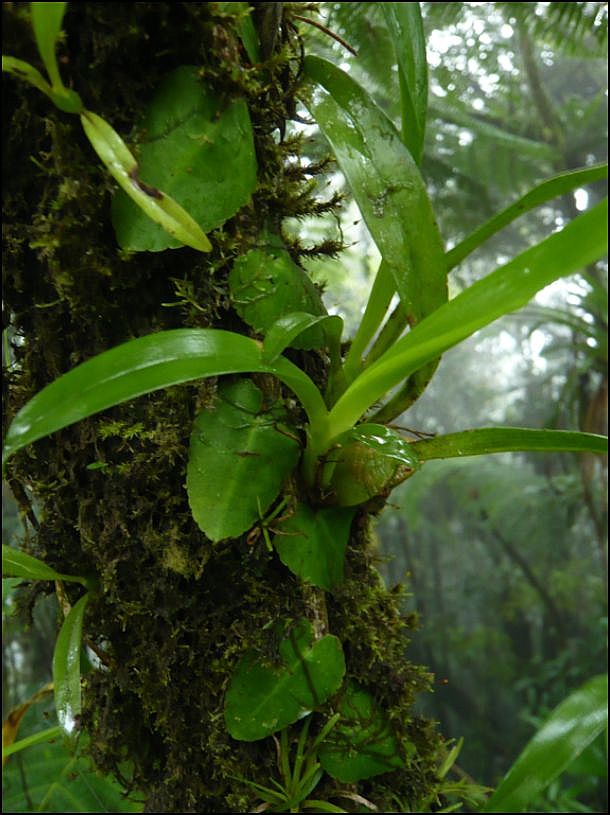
[[3, 3, 444, 811]]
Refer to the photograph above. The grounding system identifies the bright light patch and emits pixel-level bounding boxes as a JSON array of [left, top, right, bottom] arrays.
[[574, 188, 589, 211]]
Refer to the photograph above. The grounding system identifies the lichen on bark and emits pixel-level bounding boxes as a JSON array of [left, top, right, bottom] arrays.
[[3, 3, 444, 811]]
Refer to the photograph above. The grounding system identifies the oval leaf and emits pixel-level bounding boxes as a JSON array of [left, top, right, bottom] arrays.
[[2, 328, 328, 467], [224, 619, 346, 741], [111, 65, 256, 252], [2, 544, 88, 586], [53, 593, 90, 738], [186, 379, 300, 541], [319, 681, 404, 783], [274, 504, 355, 591], [482, 674, 608, 813], [229, 241, 327, 345]]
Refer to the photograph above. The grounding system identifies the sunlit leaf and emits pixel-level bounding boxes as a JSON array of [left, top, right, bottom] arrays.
[[224, 619, 345, 741], [186, 379, 300, 542], [482, 674, 608, 812]]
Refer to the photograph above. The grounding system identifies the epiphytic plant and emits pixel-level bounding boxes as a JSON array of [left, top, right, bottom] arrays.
[[2, 1, 608, 808]]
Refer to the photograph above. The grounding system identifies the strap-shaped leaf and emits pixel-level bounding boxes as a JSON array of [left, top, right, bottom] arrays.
[[30, 1, 67, 89], [410, 428, 608, 461], [53, 593, 90, 737], [482, 674, 608, 813], [382, 3, 428, 165], [2, 544, 89, 587], [447, 163, 608, 269], [317, 198, 608, 452], [302, 55, 447, 332], [80, 110, 212, 253], [2, 328, 327, 468]]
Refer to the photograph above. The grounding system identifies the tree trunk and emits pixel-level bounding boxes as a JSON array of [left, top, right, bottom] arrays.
[[3, 4, 442, 810]]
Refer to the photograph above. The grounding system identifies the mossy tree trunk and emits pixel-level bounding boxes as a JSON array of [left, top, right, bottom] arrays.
[[3, 4, 441, 811]]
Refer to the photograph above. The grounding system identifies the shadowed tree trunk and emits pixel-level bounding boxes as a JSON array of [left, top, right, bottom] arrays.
[[2, 4, 442, 811]]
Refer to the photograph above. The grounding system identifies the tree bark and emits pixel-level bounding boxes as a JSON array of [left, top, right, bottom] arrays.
[[2, 4, 441, 811]]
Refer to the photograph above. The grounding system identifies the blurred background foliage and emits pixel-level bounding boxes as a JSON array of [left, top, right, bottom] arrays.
[[3, 1, 607, 811]]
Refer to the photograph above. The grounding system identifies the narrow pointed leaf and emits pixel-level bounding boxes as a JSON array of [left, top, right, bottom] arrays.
[[2, 55, 53, 98], [382, 3, 428, 164], [447, 163, 608, 269], [302, 55, 447, 328], [80, 110, 212, 252], [2, 726, 62, 762], [2, 544, 88, 586], [482, 674, 608, 812], [53, 593, 90, 737], [411, 428, 608, 461], [320, 199, 608, 449], [2, 328, 327, 467]]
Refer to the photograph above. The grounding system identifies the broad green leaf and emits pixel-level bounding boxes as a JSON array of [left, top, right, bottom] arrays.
[[81, 110, 212, 253], [229, 240, 327, 346], [410, 428, 608, 461], [319, 424, 420, 507], [317, 198, 608, 452], [2, 544, 89, 587], [2, 328, 328, 468], [447, 163, 608, 269], [382, 3, 428, 165], [111, 65, 256, 252], [262, 313, 343, 364], [303, 55, 447, 329], [53, 593, 90, 737], [186, 379, 300, 541], [224, 619, 345, 741], [482, 674, 608, 813], [274, 504, 355, 591], [2, 734, 144, 812], [318, 682, 404, 783]]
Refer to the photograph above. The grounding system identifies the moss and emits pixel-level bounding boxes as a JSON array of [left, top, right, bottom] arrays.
[[3, 3, 444, 811]]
